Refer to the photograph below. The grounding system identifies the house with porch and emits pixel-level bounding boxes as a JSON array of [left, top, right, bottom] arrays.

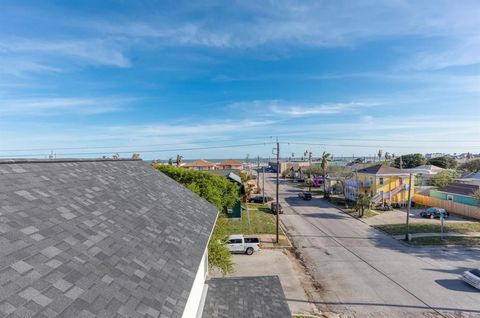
[[345, 164, 414, 206]]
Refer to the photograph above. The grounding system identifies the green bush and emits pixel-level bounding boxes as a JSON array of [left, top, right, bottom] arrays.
[[154, 164, 239, 275]]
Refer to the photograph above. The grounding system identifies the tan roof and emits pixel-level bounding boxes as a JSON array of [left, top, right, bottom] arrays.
[[356, 164, 409, 175], [220, 159, 242, 165], [184, 159, 216, 167]]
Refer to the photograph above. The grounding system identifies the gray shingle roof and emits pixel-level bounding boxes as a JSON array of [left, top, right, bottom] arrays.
[[0, 159, 218, 318], [202, 276, 291, 318]]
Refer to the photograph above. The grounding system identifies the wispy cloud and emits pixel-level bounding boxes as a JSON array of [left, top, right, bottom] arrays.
[[0, 96, 133, 116], [229, 100, 382, 117]]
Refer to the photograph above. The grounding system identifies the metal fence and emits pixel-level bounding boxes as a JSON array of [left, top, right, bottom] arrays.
[[413, 194, 480, 220]]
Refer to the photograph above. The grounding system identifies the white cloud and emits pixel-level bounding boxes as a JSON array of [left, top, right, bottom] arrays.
[[0, 38, 130, 68], [0, 97, 133, 116], [228, 100, 382, 117]]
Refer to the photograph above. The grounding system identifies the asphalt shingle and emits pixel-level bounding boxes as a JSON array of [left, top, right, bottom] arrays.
[[0, 159, 218, 318]]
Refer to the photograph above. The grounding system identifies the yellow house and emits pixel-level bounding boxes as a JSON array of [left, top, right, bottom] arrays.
[[345, 164, 414, 206]]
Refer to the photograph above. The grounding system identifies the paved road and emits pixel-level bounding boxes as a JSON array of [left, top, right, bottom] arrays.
[[262, 172, 480, 318]]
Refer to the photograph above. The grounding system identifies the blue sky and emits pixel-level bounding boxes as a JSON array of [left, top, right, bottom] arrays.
[[1, 0, 479, 160]]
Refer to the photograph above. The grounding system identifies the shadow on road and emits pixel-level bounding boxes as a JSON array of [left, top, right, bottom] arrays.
[[435, 279, 478, 293]]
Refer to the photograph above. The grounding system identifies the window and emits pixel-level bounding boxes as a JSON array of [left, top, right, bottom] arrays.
[[447, 194, 453, 201], [228, 239, 242, 244], [379, 177, 384, 185]]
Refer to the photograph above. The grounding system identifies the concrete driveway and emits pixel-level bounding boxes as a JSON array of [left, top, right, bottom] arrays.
[[262, 171, 480, 318], [210, 249, 318, 315]]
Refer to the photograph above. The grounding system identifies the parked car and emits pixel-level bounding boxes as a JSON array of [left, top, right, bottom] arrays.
[[462, 268, 480, 290], [248, 196, 273, 203], [419, 207, 449, 219], [298, 191, 312, 201], [270, 202, 283, 214], [225, 234, 260, 255]]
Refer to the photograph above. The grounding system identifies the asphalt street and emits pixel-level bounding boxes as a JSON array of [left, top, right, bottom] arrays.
[[262, 172, 480, 318]]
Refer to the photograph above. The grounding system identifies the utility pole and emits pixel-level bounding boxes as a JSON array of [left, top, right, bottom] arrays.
[[275, 138, 280, 243], [262, 166, 265, 204], [405, 173, 413, 241]]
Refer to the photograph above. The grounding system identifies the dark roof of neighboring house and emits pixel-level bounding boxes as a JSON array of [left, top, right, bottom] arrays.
[[0, 159, 218, 318], [202, 276, 291, 318], [461, 172, 480, 180], [218, 159, 242, 166], [438, 182, 480, 196], [208, 170, 242, 184], [183, 159, 216, 167], [356, 164, 409, 175]]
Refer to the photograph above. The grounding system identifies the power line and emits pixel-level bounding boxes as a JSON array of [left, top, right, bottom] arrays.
[[2, 134, 479, 154], [0, 142, 274, 158], [286, 141, 480, 150]]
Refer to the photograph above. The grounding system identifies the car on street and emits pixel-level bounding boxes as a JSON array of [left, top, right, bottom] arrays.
[[298, 191, 312, 200], [226, 234, 260, 255], [271, 202, 283, 214], [419, 207, 449, 219], [248, 195, 273, 203], [462, 268, 480, 290]]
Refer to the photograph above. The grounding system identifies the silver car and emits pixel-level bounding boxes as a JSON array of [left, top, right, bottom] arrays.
[[462, 268, 480, 290]]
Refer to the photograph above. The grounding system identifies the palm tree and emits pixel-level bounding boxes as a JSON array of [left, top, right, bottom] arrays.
[[355, 192, 372, 217], [320, 151, 331, 198], [377, 149, 383, 162]]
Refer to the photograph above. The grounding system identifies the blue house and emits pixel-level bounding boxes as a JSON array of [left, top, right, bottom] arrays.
[[430, 182, 479, 207]]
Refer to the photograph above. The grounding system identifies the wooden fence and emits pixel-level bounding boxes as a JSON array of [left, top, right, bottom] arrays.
[[413, 194, 480, 220]]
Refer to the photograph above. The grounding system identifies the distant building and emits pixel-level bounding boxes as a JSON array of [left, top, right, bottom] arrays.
[[216, 159, 243, 170], [345, 164, 413, 206], [457, 172, 480, 186], [405, 164, 444, 185], [183, 159, 217, 170], [425, 153, 446, 159]]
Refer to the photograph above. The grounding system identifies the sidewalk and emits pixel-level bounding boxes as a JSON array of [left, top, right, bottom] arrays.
[[393, 232, 480, 240]]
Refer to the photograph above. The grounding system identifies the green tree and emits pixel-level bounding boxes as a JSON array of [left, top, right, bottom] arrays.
[[321, 151, 331, 198], [427, 155, 457, 169], [430, 170, 459, 188], [459, 159, 480, 173], [393, 153, 426, 169], [153, 164, 239, 274], [355, 192, 372, 217]]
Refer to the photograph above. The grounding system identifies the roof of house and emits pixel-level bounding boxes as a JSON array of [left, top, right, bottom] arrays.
[[208, 169, 242, 184], [183, 159, 216, 167], [461, 172, 480, 180], [409, 165, 444, 172], [202, 276, 291, 318], [218, 159, 242, 166], [356, 164, 409, 175], [438, 182, 480, 196], [0, 159, 218, 318]]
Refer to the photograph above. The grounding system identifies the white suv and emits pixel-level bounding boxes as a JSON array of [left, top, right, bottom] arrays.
[[226, 234, 261, 255]]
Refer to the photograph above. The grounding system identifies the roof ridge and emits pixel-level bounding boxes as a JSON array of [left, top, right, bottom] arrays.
[[0, 158, 142, 165]]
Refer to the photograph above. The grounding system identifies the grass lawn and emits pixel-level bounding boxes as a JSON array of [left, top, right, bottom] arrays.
[[221, 203, 280, 235], [373, 223, 480, 236], [410, 236, 480, 246]]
